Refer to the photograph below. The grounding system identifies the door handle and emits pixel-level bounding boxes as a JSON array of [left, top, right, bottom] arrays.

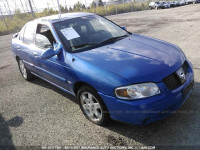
[[17, 46, 20, 50]]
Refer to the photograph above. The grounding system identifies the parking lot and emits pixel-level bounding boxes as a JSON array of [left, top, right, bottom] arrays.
[[0, 4, 200, 149]]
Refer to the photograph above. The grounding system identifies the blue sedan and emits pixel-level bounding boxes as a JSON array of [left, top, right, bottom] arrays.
[[11, 13, 194, 125]]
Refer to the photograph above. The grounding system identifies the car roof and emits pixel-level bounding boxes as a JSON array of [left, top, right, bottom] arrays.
[[34, 12, 95, 24]]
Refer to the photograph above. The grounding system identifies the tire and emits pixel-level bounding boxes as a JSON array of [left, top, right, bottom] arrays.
[[17, 58, 34, 81], [77, 86, 111, 126], [149, 6, 152, 10], [155, 6, 158, 10]]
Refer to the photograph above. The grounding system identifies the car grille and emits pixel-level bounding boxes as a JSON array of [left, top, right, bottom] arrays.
[[163, 61, 189, 90]]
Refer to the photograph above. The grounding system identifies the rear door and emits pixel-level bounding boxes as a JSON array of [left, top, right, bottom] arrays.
[[17, 22, 40, 73]]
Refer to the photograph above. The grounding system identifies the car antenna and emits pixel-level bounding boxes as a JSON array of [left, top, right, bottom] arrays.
[[57, 0, 61, 19]]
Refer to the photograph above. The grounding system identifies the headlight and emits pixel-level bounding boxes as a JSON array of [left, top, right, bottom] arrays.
[[115, 83, 160, 100]]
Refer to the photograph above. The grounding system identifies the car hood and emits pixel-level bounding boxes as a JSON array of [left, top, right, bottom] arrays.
[[73, 34, 185, 83]]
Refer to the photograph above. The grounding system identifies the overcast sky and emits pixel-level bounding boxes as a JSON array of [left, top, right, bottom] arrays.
[[0, 0, 104, 15]]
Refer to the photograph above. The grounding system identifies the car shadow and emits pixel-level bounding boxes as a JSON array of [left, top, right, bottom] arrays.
[[30, 77, 200, 146], [0, 115, 23, 149], [31, 77, 78, 104]]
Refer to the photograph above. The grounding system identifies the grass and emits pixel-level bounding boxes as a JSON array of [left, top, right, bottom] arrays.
[[0, 1, 150, 36]]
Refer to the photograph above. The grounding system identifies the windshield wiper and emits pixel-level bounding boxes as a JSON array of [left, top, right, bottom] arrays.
[[71, 35, 129, 50], [97, 35, 129, 46], [71, 43, 98, 49]]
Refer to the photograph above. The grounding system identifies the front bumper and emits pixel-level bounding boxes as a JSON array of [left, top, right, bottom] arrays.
[[99, 62, 194, 125]]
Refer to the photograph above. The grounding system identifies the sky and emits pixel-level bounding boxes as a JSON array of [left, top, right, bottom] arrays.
[[0, 0, 104, 15]]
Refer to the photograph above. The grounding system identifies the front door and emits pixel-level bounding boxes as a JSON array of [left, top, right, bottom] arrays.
[[34, 24, 71, 91]]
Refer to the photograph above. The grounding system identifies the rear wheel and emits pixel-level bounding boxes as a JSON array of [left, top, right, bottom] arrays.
[[17, 58, 34, 81], [77, 86, 110, 126], [155, 6, 158, 10]]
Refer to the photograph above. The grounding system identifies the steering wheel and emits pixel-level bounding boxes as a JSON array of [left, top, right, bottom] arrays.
[[97, 30, 107, 35]]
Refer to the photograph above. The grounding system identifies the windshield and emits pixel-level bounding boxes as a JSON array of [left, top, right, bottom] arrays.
[[53, 15, 129, 52]]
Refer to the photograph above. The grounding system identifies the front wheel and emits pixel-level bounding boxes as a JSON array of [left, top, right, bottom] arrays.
[[17, 58, 34, 81], [149, 6, 152, 10], [77, 86, 110, 126]]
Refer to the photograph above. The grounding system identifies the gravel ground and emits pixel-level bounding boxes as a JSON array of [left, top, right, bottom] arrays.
[[0, 4, 200, 149]]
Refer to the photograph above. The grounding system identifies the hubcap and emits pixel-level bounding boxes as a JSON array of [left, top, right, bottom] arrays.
[[19, 60, 27, 79], [80, 92, 102, 122]]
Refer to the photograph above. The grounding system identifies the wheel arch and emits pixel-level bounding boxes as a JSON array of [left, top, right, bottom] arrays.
[[73, 81, 97, 96], [16, 56, 20, 62]]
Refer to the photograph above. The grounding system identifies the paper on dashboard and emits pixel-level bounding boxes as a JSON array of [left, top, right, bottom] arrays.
[[60, 27, 80, 40]]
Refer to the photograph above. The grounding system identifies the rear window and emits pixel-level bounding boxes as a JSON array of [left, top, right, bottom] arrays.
[[23, 22, 35, 44], [18, 26, 25, 41]]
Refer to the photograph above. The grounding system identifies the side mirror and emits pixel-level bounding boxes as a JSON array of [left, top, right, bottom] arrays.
[[41, 43, 62, 60], [41, 48, 56, 59], [121, 26, 127, 31]]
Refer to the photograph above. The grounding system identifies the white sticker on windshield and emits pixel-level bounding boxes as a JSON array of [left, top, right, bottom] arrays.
[[60, 27, 80, 40]]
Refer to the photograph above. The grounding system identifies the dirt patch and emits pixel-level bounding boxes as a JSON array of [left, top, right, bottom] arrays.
[[107, 135, 128, 146], [0, 64, 11, 70]]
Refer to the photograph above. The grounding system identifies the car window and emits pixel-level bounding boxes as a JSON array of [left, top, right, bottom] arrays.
[[35, 34, 52, 49], [35, 24, 56, 49], [89, 18, 108, 33], [54, 15, 129, 52], [40, 25, 49, 33], [23, 22, 35, 44], [88, 17, 121, 38]]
